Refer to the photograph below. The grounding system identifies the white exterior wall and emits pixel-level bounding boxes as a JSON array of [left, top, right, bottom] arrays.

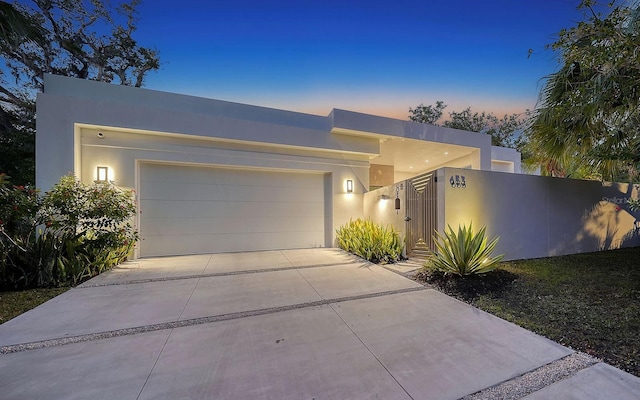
[[36, 75, 373, 255], [491, 146, 521, 173], [438, 168, 640, 260], [362, 185, 407, 255], [36, 75, 527, 257]]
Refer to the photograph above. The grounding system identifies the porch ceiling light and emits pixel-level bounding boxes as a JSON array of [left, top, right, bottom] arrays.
[[97, 166, 108, 182], [346, 179, 353, 193]]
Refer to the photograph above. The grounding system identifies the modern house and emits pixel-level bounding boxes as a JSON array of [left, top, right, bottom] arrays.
[[36, 74, 639, 260]]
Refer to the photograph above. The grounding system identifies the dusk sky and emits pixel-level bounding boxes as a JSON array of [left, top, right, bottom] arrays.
[[135, 1, 594, 120]]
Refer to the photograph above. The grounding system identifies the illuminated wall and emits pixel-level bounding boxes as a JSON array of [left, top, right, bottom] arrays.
[[37, 75, 373, 255], [438, 168, 640, 260], [362, 185, 407, 255]]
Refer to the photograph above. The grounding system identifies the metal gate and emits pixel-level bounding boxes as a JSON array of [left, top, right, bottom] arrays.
[[405, 171, 438, 257]]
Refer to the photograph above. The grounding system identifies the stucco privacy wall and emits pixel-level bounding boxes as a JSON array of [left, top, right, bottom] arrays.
[[438, 168, 640, 260], [36, 75, 377, 254]]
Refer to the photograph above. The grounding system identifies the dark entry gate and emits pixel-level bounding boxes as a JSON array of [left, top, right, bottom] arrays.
[[405, 172, 438, 257]]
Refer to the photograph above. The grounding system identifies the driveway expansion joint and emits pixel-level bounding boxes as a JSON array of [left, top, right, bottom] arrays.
[[460, 352, 600, 400], [77, 261, 366, 288], [0, 286, 428, 355]]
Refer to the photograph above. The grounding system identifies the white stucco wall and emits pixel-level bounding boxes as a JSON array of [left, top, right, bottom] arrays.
[[362, 185, 407, 255], [438, 168, 640, 260], [36, 75, 530, 257], [36, 75, 376, 252], [491, 146, 521, 173]]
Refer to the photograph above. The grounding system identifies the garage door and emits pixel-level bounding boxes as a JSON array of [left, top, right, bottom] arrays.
[[139, 163, 327, 257]]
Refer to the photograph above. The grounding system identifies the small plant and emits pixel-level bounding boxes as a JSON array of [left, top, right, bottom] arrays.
[[336, 218, 404, 264], [424, 223, 503, 276]]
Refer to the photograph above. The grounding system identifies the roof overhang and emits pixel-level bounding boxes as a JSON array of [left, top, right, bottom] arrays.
[[329, 108, 492, 174]]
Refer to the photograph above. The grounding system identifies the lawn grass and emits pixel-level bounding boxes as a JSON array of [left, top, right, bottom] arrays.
[[0, 286, 70, 324], [415, 246, 640, 377]]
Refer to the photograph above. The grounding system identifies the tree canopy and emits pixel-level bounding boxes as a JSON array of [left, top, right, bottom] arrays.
[[0, 0, 160, 185], [409, 101, 447, 125], [409, 101, 525, 148], [525, 0, 640, 180]]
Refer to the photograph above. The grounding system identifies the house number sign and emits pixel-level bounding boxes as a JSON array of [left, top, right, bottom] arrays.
[[450, 175, 466, 188]]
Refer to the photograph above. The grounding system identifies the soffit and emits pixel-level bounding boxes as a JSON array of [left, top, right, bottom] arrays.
[[373, 137, 476, 173]]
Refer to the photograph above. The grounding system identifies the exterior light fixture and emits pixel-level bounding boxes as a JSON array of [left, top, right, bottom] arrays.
[[97, 166, 108, 182], [380, 194, 390, 201], [395, 184, 402, 213], [346, 179, 353, 193]]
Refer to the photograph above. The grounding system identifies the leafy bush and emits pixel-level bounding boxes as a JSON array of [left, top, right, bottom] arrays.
[[336, 218, 404, 264], [0, 174, 45, 287], [0, 174, 138, 288], [424, 223, 503, 276]]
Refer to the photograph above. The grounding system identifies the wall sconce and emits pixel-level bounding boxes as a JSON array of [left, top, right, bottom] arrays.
[[97, 166, 109, 182], [346, 179, 353, 193], [380, 194, 390, 201]]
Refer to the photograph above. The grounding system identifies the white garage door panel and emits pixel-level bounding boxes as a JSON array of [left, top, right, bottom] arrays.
[[141, 216, 325, 236], [143, 231, 325, 257], [142, 181, 317, 202], [139, 164, 327, 257], [142, 199, 324, 219]]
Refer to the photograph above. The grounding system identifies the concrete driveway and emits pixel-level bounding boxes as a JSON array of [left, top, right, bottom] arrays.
[[1, 248, 639, 399]]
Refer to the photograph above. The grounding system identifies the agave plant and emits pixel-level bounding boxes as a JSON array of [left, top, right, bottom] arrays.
[[425, 223, 504, 276]]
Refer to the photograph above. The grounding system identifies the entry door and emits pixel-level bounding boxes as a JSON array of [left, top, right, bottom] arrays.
[[405, 172, 437, 255]]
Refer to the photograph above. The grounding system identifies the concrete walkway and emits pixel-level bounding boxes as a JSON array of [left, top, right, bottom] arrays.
[[1, 248, 639, 399]]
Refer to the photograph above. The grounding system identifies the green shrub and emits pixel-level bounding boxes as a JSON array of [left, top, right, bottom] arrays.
[[336, 218, 404, 264], [424, 223, 503, 276], [0, 174, 45, 287], [0, 174, 138, 288]]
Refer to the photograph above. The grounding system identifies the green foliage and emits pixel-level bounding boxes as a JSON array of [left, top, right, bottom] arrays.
[[424, 223, 504, 276], [525, 1, 640, 181], [0, 1, 46, 46], [42, 175, 137, 235], [445, 108, 525, 148], [0, 174, 138, 288], [0, 0, 161, 185], [409, 101, 447, 125], [409, 100, 526, 148], [336, 218, 404, 264]]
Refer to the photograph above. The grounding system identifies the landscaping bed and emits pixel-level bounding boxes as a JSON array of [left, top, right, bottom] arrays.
[[415, 246, 640, 377]]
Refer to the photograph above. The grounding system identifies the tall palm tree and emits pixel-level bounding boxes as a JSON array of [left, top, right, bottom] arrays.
[[0, 1, 45, 45], [525, 1, 640, 181]]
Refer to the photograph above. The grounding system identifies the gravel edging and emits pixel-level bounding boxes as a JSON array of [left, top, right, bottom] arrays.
[[0, 285, 427, 355], [461, 352, 600, 400], [77, 261, 368, 288]]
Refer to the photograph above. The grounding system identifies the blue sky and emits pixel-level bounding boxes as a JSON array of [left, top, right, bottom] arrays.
[[136, 0, 592, 120]]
